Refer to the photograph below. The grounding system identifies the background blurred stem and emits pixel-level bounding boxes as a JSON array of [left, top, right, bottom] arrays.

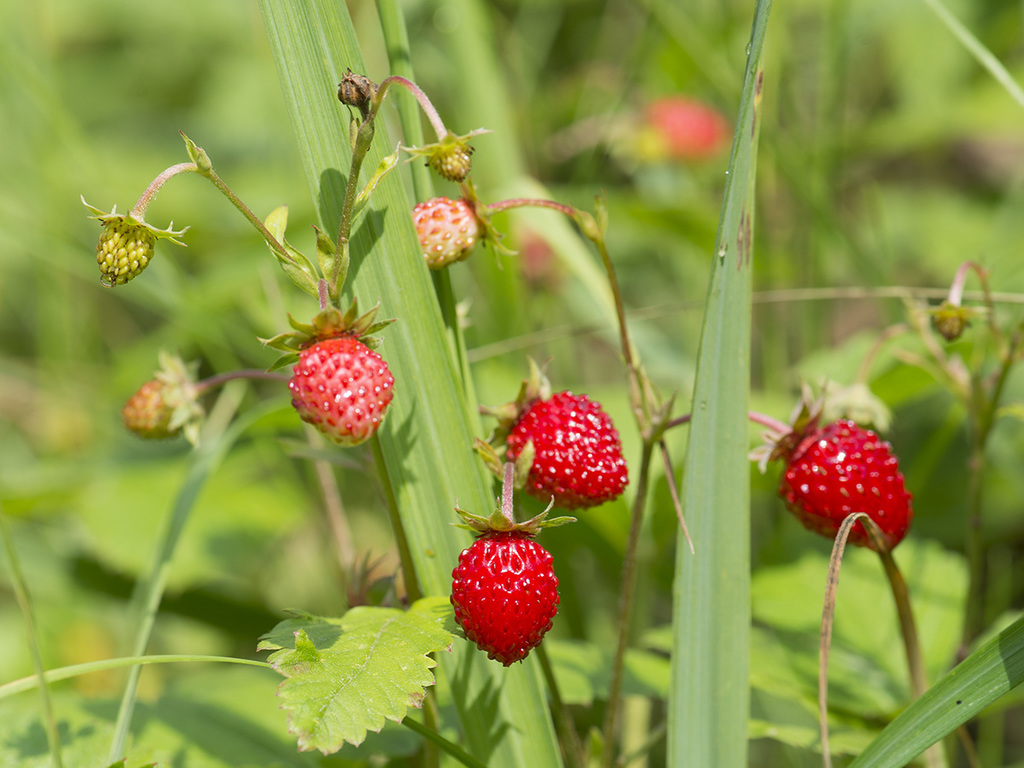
[[107, 382, 252, 762], [0, 504, 64, 768]]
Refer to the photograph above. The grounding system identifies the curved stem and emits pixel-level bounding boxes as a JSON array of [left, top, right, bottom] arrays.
[[600, 439, 654, 768], [485, 198, 576, 218], [855, 323, 909, 385], [376, 76, 448, 140], [130, 162, 198, 218]]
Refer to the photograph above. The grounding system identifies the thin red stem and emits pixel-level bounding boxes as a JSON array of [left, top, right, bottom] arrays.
[[131, 163, 198, 218], [500, 463, 515, 526], [376, 76, 448, 140]]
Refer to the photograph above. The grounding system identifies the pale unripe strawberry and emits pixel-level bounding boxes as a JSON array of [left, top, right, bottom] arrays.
[[412, 197, 480, 269], [122, 380, 176, 438]]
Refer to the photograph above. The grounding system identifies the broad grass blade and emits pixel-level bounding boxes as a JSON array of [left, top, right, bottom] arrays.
[[668, 1, 772, 766], [256, 2, 562, 765]]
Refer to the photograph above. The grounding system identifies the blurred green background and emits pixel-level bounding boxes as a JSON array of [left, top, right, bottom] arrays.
[[3, 0, 1024, 765]]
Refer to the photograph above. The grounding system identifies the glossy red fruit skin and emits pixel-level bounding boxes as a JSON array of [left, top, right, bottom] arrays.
[[506, 392, 628, 510], [779, 419, 913, 550], [288, 337, 394, 446], [450, 531, 559, 666]]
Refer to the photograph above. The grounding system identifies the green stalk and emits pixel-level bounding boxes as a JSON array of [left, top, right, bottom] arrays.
[[0, 656, 271, 701], [106, 384, 262, 763], [0, 505, 64, 768]]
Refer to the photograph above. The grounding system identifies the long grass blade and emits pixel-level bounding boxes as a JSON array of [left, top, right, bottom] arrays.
[[850, 612, 1024, 767], [256, 2, 562, 765], [667, 1, 772, 766]]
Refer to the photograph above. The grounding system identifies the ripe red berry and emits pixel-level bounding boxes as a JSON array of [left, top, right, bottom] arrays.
[[779, 419, 913, 550], [450, 530, 559, 666], [643, 96, 729, 161], [412, 197, 479, 269], [288, 336, 394, 446], [506, 392, 628, 510]]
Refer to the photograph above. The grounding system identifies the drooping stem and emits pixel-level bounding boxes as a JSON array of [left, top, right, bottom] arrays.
[[376, 75, 448, 140], [130, 162, 198, 219]]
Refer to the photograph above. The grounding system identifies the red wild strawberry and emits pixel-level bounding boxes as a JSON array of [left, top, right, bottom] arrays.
[[778, 419, 913, 550], [451, 530, 559, 666], [507, 392, 628, 510], [450, 462, 572, 666], [640, 96, 729, 162], [412, 197, 479, 269], [289, 336, 394, 446]]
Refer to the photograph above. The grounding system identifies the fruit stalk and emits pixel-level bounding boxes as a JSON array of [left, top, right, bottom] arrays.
[[600, 439, 654, 768], [130, 162, 198, 219]]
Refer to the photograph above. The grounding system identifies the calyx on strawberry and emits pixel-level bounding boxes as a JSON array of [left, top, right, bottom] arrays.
[[477, 360, 629, 510], [450, 463, 574, 666], [754, 397, 913, 551], [121, 351, 204, 443], [264, 301, 395, 447]]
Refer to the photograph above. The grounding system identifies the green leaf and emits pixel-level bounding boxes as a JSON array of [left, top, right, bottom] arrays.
[[258, 597, 455, 753], [668, 1, 771, 766], [850, 611, 1024, 767], [263, 205, 321, 297]]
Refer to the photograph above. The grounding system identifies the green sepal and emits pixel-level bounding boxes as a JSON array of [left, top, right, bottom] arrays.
[[261, 301, 395, 375], [263, 205, 320, 298], [82, 197, 189, 246], [453, 494, 575, 536], [351, 145, 400, 223], [180, 131, 213, 175]]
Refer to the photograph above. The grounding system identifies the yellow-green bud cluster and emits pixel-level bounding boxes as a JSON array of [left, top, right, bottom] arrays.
[[96, 218, 157, 286], [428, 142, 473, 183]]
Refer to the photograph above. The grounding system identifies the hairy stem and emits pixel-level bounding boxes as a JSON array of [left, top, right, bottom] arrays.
[[131, 162, 198, 218]]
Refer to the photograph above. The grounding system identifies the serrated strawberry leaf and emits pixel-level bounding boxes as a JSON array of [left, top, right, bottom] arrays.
[[258, 597, 455, 754]]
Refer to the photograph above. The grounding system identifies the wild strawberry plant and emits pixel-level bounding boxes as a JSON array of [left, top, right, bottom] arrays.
[[6, 0, 1024, 767]]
